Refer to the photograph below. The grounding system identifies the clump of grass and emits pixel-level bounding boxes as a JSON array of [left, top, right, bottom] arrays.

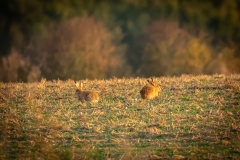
[[0, 75, 240, 159]]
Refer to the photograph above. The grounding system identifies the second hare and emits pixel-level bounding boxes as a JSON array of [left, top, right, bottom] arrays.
[[75, 82, 99, 103], [140, 78, 161, 100]]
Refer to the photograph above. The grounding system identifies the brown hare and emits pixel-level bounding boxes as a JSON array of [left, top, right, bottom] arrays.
[[140, 78, 161, 100], [75, 81, 99, 103]]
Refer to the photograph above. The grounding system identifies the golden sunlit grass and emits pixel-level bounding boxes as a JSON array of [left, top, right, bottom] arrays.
[[0, 75, 240, 159]]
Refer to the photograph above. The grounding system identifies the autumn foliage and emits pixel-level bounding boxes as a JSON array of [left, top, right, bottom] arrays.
[[24, 16, 131, 81]]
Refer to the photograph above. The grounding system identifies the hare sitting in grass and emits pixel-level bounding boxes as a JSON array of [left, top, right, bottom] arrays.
[[75, 82, 99, 103], [140, 78, 161, 100]]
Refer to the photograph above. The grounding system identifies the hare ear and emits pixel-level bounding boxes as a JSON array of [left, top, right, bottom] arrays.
[[147, 79, 154, 85], [151, 77, 154, 83], [147, 79, 151, 84], [75, 81, 79, 87], [148, 78, 157, 86], [80, 82, 83, 88]]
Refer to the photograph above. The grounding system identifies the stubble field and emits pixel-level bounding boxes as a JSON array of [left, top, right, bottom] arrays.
[[0, 74, 240, 159]]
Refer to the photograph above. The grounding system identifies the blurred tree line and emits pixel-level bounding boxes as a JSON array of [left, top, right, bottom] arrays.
[[0, 0, 240, 82]]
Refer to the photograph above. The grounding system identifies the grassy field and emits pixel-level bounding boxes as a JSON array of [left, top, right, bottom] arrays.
[[0, 74, 240, 159]]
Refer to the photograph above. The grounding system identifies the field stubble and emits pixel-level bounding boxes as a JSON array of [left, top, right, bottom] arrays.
[[0, 74, 240, 159]]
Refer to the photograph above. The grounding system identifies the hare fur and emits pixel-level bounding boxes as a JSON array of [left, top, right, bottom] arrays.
[[75, 82, 99, 103], [140, 78, 161, 99]]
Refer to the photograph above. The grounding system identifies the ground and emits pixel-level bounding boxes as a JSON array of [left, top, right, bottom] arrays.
[[0, 74, 240, 159]]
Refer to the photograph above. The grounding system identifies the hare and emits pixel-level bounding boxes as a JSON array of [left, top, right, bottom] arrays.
[[75, 81, 99, 103], [140, 78, 161, 100]]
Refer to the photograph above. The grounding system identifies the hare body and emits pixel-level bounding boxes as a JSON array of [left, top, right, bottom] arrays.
[[140, 78, 161, 99], [75, 82, 99, 103]]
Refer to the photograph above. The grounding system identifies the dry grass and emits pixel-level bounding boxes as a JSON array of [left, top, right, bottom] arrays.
[[0, 75, 240, 159]]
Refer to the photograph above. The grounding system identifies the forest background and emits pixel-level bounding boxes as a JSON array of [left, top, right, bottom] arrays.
[[0, 0, 240, 82]]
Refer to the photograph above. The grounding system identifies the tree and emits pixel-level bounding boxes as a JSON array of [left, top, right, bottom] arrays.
[[0, 48, 41, 82], [206, 47, 240, 74], [140, 20, 212, 76], [24, 16, 131, 80], [172, 38, 211, 75]]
